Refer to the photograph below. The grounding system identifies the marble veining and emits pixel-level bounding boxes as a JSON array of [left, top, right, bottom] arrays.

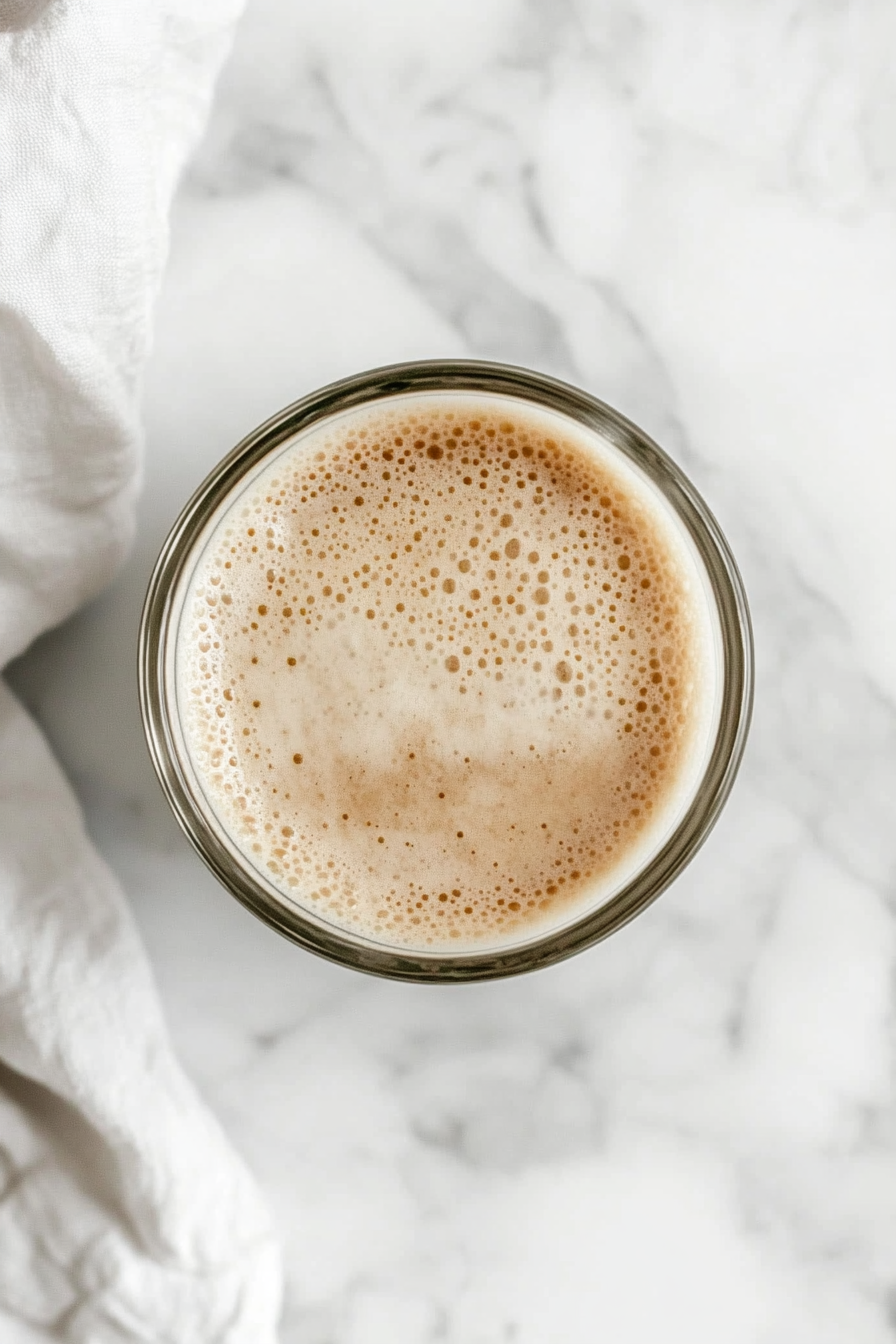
[[8, 0, 896, 1340]]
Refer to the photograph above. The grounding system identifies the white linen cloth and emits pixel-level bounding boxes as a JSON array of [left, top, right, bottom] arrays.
[[0, 1, 282, 1339]]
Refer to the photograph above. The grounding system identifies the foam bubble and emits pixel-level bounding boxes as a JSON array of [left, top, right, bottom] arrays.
[[176, 394, 717, 950]]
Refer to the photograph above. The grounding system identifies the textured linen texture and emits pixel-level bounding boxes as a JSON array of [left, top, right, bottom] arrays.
[[0, 1, 282, 1339]]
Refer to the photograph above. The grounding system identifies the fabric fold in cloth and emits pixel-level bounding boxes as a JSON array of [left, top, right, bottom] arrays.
[[0, 1, 282, 1339]]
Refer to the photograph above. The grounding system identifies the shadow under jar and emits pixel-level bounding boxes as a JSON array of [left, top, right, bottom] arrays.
[[139, 360, 752, 982]]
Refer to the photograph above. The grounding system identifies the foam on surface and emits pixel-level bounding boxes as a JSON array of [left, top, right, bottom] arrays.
[[176, 394, 717, 949]]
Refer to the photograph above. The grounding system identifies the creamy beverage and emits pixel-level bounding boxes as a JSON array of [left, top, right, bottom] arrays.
[[175, 393, 719, 952]]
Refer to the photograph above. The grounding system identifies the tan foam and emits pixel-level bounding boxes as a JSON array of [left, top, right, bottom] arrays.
[[176, 393, 718, 950]]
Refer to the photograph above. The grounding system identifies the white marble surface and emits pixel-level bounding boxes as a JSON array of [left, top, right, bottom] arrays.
[[9, 0, 896, 1339]]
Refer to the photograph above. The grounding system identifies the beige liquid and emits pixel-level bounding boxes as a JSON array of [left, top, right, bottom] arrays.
[[177, 393, 717, 950]]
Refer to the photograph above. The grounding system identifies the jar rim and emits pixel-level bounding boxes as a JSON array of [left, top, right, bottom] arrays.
[[139, 358, 753, 983]]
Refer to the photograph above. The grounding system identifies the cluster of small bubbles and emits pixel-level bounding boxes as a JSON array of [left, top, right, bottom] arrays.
[[178, 397, 708, 950]]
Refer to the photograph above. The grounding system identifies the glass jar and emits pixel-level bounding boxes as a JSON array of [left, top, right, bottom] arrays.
[[139, 360, 752, 982]]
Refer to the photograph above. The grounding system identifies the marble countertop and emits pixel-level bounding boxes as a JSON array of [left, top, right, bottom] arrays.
[[10, 1, 896, 1340]]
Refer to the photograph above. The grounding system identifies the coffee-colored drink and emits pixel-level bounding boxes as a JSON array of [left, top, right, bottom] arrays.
[[176, 392, 718, 951]]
